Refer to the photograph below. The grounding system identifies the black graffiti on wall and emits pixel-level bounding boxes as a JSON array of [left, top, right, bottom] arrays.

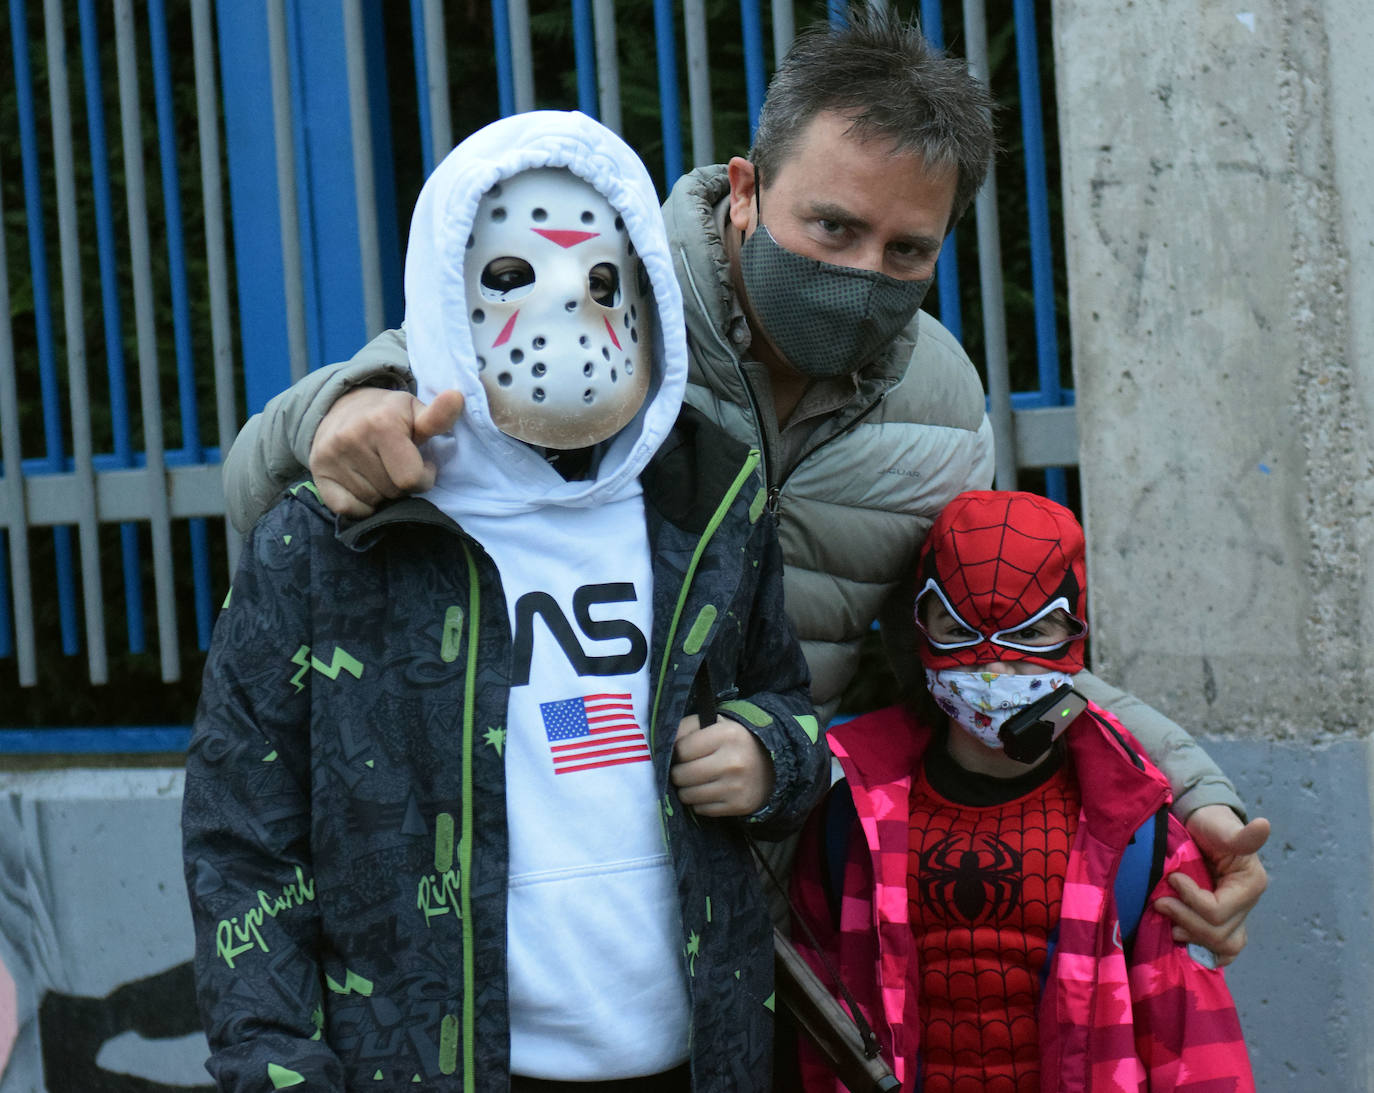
[[38, 961, 212, 1092]]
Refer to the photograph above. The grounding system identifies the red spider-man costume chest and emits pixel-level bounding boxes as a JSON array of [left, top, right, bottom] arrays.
[[907, 754, 1081, 1092]]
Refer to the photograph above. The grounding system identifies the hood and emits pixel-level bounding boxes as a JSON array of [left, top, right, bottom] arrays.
[[405, 110, 687, 517]]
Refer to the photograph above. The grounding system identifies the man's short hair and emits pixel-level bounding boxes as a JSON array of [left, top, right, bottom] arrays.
[[750, 6, 996, 231]]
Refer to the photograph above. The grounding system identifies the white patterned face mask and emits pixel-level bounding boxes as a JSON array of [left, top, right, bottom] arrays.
[[925, 668, 1075, 750]]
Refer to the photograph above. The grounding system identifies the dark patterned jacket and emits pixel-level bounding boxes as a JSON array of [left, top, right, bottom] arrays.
[[183, 407, 827, 1092]]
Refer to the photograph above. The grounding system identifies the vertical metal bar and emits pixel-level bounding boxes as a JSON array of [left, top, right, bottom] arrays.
[[78, 0, 146, 655], [9, 0, 80, 655], [1012, 0, 1060, 401], [683, 0, 713, 167], [267, 0, 309, 383], [918, 0, 963, 341], [652, 0, 683, 184], [148, 0, 215, 651], [490, 0, 515, 118], [191, 0, 241, 574], [114, 0, 181, 682], [571, 0, 598, 117], [343, 0, 385, 338], [770, 0, 794, 67], [43, 0, 109, 683], [0, 160, 38, 687], [739, 0, 766, 139], [592, 0, 621, 134], [419, 0, 453, 169], [410, 0, 435, 171], [963, 0, 1016, 490], [1011, 0, 1065, 500], [508, 0, 535, 114]]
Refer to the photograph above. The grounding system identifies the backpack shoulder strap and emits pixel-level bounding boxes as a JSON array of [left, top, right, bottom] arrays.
[[1116, 806, 1169, 955]]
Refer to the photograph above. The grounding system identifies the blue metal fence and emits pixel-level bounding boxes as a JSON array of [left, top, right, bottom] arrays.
[[0, 0, 1074, 744]]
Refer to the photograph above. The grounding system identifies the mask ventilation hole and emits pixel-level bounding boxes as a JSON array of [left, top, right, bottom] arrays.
[[579, 335, 590, 347], [624, 360, 634, 374], [532, 207, 547, 222], [581, 210, 595, 224], [471, 309, 485, 323], [476, 356, 486, 371], [610, 368, 618, 382], [491, 207, 506, 222], [510, 349, 524, 363], [497, 372, 513, 387], [532, 336, 546, 349], [532, 388, 546, 402], [583, 389, 594, 403], [583, 362, 594, 376], [565, 300, 577, 312], [532, 362, 546, 377]]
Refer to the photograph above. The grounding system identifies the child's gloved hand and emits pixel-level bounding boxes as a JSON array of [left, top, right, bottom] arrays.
[[671, 714, 775, 817]]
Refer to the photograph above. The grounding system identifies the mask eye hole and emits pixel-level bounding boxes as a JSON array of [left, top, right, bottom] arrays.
[[480, 257, 535, 301], [589, 262, 620, 307]]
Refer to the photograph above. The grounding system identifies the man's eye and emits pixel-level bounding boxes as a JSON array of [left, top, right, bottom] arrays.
[[817, 218, 845, 236], [481, 257, 535, 294], [588, 262, 620, 306]]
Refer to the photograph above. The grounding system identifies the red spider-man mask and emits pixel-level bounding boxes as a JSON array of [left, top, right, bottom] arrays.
[[915, 491, 1088, 673]]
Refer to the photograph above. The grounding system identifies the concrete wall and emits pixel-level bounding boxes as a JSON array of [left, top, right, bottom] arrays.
[[0, 770, 210, 1092], [1054, 1, 1374, 1088]]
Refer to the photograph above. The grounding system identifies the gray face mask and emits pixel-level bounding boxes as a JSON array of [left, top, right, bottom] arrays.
[[739, 225, 932, 378]]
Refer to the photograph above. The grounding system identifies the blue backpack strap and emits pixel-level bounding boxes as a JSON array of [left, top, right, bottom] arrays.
[[1116, 807, 1168, 953], [821, 782, 859, 930]]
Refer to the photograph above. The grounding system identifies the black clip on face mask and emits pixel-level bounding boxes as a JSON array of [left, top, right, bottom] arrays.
[[998, 684, 1089, 764]]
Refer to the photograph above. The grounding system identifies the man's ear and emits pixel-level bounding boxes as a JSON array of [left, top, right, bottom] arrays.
[[726, 156, 757, 235]]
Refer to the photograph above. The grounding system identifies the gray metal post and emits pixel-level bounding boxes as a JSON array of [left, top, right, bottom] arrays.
[[115, 0, 181, 682], [422, 0, 454, 157], [267, 0, 309, 383], [963, 0, 1017, 490], [684, 0, 715, 168], [592, 0, 621, 134], [0, 159, 37, 688], [191, 0, 242, 573], [46, 0, 109, 684]]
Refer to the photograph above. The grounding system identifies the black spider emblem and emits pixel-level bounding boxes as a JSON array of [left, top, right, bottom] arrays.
[[917, 832, 1023, 923]]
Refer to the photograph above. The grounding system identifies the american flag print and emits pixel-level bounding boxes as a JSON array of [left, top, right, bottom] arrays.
[[539, 692, 651, 774]]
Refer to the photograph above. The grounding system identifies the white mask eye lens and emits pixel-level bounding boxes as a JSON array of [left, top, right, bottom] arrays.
[[480, 257, 535, 301], [589, 262, 620, 307]]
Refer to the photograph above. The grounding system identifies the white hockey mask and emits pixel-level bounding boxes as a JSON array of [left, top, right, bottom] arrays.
[[464, 167, 653, 449]]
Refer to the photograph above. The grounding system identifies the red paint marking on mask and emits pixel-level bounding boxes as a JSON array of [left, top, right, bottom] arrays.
[[492, 311, 519, 347], [533, 228, 599, 248]]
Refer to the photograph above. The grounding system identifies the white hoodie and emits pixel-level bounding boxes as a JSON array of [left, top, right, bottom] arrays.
[[403, 111, 690, 1079]]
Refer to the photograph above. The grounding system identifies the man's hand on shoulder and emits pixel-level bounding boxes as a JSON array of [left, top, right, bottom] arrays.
[[1155, 804, 1271, 966], [308, 387, 464, 518]]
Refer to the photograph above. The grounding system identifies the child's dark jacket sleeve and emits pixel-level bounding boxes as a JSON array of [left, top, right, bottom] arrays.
[[723, 507, 830, 840], [182, 494, 344, 1091]]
